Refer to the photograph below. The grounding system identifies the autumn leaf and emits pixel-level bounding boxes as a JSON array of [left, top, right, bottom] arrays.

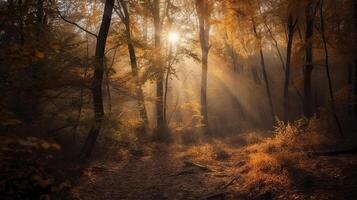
[[35, 51, 45, 60]]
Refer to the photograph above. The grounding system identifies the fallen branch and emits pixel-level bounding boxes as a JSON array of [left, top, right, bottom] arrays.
[[220, 175, 241, 190], [184, 160, 215, 172], [200, 173, 242, 199], [171, 169, 196, 176]]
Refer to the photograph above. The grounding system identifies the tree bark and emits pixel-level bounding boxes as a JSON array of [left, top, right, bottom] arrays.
[[201, 49, 209, 127], [153, 0, 166, 135], [163, 46, 172, 124], [303, 2, 314, 118], [81, 0, 114, 157], [196, 0, 210, 129], [319, 0, 343, 135], [284, 15, 297, 121]]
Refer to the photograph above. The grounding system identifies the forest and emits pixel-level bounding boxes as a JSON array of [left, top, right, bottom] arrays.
[[1, 0, 357, 199]]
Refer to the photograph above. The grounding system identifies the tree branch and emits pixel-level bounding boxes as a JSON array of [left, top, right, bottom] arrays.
[[57, 8, 98, 38]]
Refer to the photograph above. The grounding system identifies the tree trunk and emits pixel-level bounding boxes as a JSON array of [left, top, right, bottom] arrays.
[[352, 0, 357, 117], [153, 0, 166, 135], [196, 0, 210, 129], [73, 35, 90, 142], [36, 0, 44, 24], [35, 0, 44, 39], [201, 49, 209, 126], [163, 46, 172, 124], [18, 0, 24, 45], [81, 0, 114, 157], [259, 49, 275, 122], [118, 0, 149, 134], [252, 19, 275, 123], [264, 21, 303, 107], [319, 0, 343, 135], [303, 2, 314, 118], [284, 15, 296, 121], [127, 34, 149, 133]]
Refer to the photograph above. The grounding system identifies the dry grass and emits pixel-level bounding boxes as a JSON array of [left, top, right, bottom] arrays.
[[69, 118, 357, 200], [227, 118, 355, 199]]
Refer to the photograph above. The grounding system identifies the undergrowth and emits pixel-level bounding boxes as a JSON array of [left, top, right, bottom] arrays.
[[237, 118, 342, 199]]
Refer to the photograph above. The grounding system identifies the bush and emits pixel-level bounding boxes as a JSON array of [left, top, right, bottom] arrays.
[[239, 118, 336, 198]]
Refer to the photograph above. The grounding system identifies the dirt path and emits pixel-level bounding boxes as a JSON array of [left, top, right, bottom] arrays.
[[69, 144, 247, 200], [68, 139, 357, 200]]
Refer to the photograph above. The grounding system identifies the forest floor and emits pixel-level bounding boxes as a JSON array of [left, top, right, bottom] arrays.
[[65, 133, 357, 200]]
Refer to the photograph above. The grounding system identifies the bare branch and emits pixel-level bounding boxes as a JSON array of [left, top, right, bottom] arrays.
[[57, 8, 98, 38]]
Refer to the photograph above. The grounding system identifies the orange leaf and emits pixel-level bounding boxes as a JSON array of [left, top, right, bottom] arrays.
[[35, 51, 45, 59]]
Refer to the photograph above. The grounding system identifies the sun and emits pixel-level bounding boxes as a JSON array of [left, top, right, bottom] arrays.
[[168, 31, 180, 44]]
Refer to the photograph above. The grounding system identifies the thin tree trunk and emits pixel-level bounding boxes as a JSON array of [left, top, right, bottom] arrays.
[[252, 19, 275, 123], [18, 0, 24, 45], [319, 0, 343, 135], [223, 27, 238, 73], [303, 2, 314, 118], [128, 39, 149, 132], [201, 50, 209, 127], [36, 0, 44, 24], [73, 36, 90, 142], [105, 47, 117, 115], [81, 0, 114, 157], [264, 21, 303, 108], [35, 0, 44, 39], [163, 48, 172, 124], [284, 15, 297, 121], [352, 0, 357, 117], [117, 0, 149, 133]]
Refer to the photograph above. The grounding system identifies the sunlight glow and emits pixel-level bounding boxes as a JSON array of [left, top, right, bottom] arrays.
[[168, 32, 180, 44]]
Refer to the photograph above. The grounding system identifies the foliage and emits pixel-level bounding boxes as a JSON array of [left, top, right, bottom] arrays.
[[238, 118, 338, 198], [0, 136, 70, 199]]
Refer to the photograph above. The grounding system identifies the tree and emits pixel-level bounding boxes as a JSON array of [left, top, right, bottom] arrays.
[[252, 17, 276, 123], [283, 13, 298, 120], [351, 0, 357, 117], [303, 1, 315, 118], [81, 0, 115, 157], [318, 0, 343, 135], [153, 0, 166, 136], [195, 0, 212, 130], [259, 0, 305, 120], [115, 0, 149, 134]]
